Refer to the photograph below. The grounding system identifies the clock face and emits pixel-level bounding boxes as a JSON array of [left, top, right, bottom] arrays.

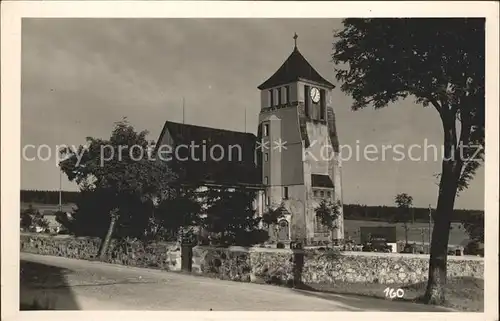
[[310, 87, 321, 103]]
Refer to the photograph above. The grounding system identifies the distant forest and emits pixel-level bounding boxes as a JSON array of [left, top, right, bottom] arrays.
[[20, 189, 483, 223]]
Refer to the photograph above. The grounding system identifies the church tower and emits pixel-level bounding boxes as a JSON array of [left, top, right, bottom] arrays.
[[256, 34, 344, 245]]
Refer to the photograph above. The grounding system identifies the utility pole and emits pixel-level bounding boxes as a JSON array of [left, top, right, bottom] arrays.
[[428, 204, 432, 246], [59, 169, 62, 212], [57, 149, 62, 212]]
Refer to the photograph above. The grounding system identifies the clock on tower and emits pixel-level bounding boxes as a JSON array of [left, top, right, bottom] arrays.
[[310, 87, 320, 104]]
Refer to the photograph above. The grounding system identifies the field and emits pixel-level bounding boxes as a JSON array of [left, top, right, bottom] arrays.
[[344, 219, 469, 246]]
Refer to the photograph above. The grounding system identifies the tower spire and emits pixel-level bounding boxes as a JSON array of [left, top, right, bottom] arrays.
[[293, 32, 298, 49]]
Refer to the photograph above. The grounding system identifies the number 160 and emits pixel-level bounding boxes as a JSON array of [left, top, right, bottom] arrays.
[[384, 287, 405, 299]]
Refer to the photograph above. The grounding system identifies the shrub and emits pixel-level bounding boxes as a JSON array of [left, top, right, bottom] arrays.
[[464, 240, 484, 256], [20, 205, 49, 232], [55, 211, 73, 232]]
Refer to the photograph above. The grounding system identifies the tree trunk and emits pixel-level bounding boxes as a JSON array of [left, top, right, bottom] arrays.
[[98, 210, 118, 261], [423, 108, 467, 305], [424, 157, 460, 304]]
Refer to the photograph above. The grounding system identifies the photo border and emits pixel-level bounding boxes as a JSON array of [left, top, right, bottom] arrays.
[[2, 1, 498, 321]]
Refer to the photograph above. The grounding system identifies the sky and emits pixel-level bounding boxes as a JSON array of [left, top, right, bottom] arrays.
[[21, 18, 484, 210]]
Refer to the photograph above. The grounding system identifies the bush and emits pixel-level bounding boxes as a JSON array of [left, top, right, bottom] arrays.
[[20, 205, 49, 232], [55, 211, 73, 231], [20, 212, 33, 230], [464, 240, 484, 256]]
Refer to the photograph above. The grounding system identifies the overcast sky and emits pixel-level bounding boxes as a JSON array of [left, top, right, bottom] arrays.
[[21, 18, 484, 209]]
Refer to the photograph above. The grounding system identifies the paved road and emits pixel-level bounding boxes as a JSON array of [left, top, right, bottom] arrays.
[[20, 253, 451, 311]]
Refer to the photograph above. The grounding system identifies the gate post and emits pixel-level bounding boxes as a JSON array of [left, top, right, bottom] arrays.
[[181, 243, 193, 272], [180, 230, 194, 273], [291, 242, 304, 288]]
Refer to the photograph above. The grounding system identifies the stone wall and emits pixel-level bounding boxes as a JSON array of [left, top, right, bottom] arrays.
[[301, 251, 483, 284], [20, 233, 181, 271], [192, 246, 296, 285], [20, 234, 483, 286], [191, 246, 484, 285]]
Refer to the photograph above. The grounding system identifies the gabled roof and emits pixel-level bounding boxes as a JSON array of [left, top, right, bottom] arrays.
[[258, 46, 335, 90], [311, 174, 334, 188], [156, 121, 262, 187]]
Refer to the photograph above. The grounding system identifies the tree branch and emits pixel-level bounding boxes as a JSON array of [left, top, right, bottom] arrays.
[[427, 96, 442, 115]]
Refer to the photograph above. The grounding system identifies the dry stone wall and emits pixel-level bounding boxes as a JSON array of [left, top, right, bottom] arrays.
[[20, 233, 181, 271], [191, 246, 484, 285], [301, 251, 483, 284], [21, 234, 483, 286]]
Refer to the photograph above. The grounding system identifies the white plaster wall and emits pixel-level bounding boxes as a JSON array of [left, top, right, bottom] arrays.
[[305, 122, 334, 175]]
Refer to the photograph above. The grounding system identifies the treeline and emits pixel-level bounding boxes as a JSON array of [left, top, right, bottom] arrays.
[[21, 190, 80, 205], [21, 190, 483, 223], [343, 204, 484, 223]]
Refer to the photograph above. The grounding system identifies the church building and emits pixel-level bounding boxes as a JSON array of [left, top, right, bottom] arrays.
[[155, 36, 344, 245]]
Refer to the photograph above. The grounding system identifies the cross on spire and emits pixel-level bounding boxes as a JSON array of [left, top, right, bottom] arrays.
[[293, 32, 298, 48]]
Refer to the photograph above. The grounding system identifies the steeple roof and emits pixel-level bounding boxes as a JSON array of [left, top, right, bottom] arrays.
[[257, 46, 335, 90]]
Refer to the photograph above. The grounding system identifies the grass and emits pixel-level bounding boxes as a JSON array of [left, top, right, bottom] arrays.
[[303, 276, 483, 312]]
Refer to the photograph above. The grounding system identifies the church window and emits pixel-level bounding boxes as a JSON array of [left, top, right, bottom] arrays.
[[320, 89, 326, 120], [263, 123, 269, 136], [283, 186, 289, 200], [313, 190, 318, 197], [264, 153, 269, 162], [269, 90, 274, 107], [320, 190, 325, 197], [285, 86, 290, 104], [264, 176, 269, 185], [304, 85, 310, 117], [327, 191, 331, 198], [277, 88, 282, 106]]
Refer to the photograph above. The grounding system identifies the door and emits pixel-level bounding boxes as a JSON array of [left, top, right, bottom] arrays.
[[277, 219, 289, 241]]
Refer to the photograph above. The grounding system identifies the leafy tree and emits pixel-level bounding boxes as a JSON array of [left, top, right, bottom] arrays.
[[202, 187, 268, 246], [332, 18, 485, 304], [59, 118, 176, 260], [394, 193, 414, 244], [314, 199, 341, 234], [155, 186, 204, 243]]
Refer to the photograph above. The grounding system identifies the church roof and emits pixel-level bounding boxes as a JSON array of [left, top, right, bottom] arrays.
[[156, 121, 262, 188], [257, 46, 335, 90]]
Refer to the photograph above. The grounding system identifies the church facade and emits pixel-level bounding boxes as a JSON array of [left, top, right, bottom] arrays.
[[155, 40, 344, 245]]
